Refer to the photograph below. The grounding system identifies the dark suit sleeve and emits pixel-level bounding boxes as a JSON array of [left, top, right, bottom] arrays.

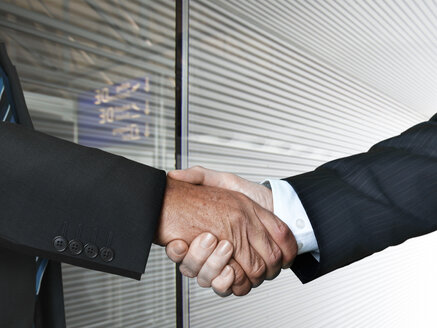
[[287, 114, 437, 283], [0, 122, 167, 280]]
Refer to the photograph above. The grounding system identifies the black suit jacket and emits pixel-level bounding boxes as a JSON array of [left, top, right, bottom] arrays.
[[0, 44, 167, 327], [289, 114, 437, 283]]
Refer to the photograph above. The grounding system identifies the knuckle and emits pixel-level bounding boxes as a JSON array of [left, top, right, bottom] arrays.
[[229, 263, 247, 287], [222, 172, 233, 180], [265, 247, 282, 280], [225, 173, 238, 185], [275, 220, 291, 242], [268, 244, 282, 268], [232, 268, 246, 286], [197, 276, 211, 288], [250, 258, 266, 282], [229, 208, 245, 227], [288, 243, 298, 261]]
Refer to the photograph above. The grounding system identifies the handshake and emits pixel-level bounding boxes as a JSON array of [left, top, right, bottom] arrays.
[[155, 166, 298, 297]]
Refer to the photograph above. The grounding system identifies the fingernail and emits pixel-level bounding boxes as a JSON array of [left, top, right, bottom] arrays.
[[217, 241, 232, 256], [221, 265, 232, 277], [201, 233, 215, 248]]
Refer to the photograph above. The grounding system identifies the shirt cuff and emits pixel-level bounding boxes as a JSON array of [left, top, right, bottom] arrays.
[[262, 179, 320, 261]]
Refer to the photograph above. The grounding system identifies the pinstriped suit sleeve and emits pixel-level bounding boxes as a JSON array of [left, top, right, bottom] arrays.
[[287, 114, 437, 283]]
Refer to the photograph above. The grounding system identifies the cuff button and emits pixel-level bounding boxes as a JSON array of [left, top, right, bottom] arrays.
[[53, 236, 68, 252], [297, 242, 303, 250], [68, 240, 83, 255], [100, 247, 114, 262], [84, 243, 99, 259]]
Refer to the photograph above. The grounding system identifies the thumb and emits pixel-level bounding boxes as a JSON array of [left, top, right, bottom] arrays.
[[169, 167, 252, 194], [166, 239, 189, 263], [168, 166, 207, 185]]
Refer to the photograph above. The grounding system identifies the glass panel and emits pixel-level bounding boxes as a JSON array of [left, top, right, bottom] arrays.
[[187, 1, 429, 327], [0, 1, 176, 327]]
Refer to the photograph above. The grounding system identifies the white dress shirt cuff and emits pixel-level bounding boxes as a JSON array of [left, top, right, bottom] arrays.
[[262, 179, 320, 261]]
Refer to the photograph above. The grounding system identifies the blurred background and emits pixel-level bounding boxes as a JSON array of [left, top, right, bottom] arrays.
[[0, 0, 436, 327]]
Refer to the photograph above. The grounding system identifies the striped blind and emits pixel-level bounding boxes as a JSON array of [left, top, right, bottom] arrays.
[[0, 1, 176, 327], [186, 1, 436, 328]]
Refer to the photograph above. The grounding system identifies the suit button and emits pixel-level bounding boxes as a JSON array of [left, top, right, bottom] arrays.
[[53, 236, 67, 252], [68, 240, 83, 255], [100, 247, 114, 262], [84, 243, 98, 259]]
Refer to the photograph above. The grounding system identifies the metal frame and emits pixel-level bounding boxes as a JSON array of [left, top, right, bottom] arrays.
[[175, 0, 190, 327]]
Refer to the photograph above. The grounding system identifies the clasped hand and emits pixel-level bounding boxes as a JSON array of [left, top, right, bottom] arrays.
[[155, 167, 297, 297]]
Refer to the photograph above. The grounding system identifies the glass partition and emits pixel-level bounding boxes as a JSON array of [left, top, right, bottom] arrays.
[[0, 1, 176, 327], [186, 1, 431, 328]]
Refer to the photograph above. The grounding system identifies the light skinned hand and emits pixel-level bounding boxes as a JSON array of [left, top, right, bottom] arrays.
[[156, 177, 296, 294], [165, 167, 297, 296], [169, 166, 274, 212], [166, 232, 235, 296]]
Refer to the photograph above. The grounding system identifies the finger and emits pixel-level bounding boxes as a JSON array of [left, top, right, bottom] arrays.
[[168, 166, 207, 185], [245, 206, 283, 280], [211, 265, 234, 297], [228, 259, 252, 296], [179, 232, 217, 278], [232, 230, 267, 287], [169, 168, 272, 211], [169, 166, 231, 189], [253, 204, 298, 269], [249, 234, 281, 281], [197, 240, 233, 287], [165, 240, 189, 263]]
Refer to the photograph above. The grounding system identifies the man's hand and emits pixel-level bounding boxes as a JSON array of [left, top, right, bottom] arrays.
[[164, 167, 297, 296], [166, 233, 236, 296], [169, 166, 274, 212], [157, 176, 296, 295]]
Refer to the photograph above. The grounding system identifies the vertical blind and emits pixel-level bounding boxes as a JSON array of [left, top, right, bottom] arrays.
[[0, 1, 176, 327], [187, 1, 436, 327]]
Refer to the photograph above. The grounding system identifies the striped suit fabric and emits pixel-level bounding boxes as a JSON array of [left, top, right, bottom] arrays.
[[289, 114, 437, 283]]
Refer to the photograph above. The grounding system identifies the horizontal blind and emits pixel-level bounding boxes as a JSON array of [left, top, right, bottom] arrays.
[[187, 1, 436, 327], [0, 1, 176, 327]]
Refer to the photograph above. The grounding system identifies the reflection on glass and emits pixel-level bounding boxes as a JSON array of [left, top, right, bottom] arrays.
[[0, 1, 176, 327]]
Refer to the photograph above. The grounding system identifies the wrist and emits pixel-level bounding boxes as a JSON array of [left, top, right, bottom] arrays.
[[155, 176, 179, 246]]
